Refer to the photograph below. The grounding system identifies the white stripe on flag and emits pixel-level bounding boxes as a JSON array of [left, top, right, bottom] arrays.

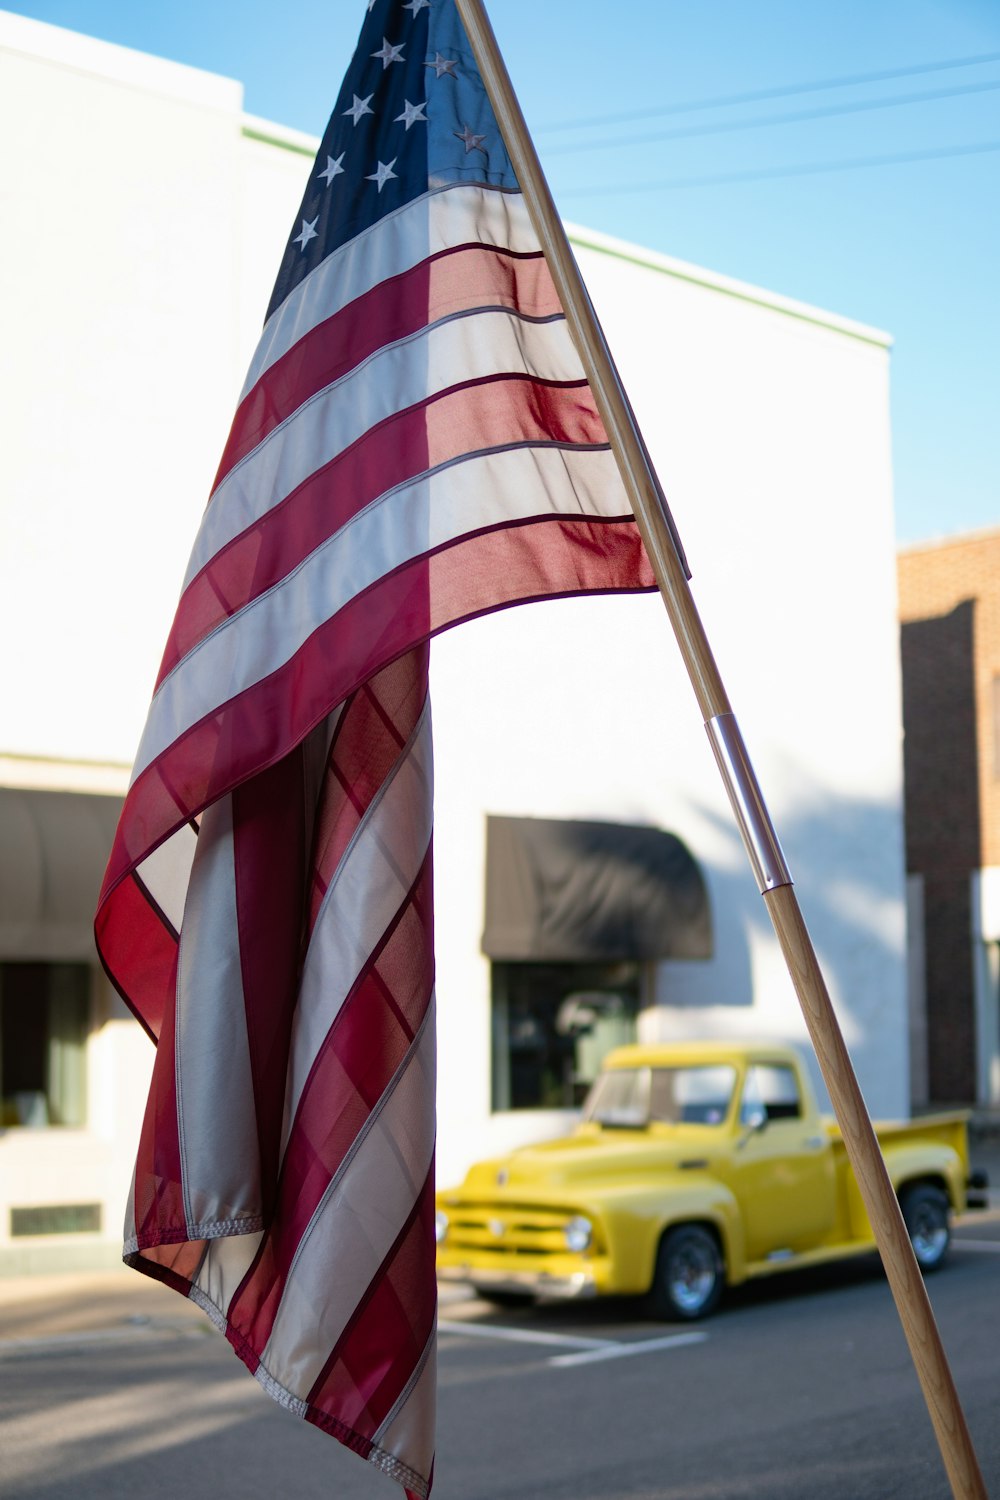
[[135, 822, 198, 930], [192, 1229, 266, 1324], [174, 793, 259, 1235]]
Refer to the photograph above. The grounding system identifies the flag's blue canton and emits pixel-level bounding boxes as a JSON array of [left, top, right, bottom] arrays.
[[267, 0, 520, 320]]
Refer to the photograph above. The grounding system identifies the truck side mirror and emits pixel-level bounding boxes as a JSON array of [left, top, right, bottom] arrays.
[[736, 1104, 767, 1147]]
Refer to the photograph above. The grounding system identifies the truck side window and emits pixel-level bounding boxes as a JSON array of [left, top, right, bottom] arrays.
[[740, 1064, 802, 1125]]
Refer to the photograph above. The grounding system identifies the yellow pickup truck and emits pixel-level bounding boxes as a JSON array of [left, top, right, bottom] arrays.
[[435, 1041, 987, 1319]]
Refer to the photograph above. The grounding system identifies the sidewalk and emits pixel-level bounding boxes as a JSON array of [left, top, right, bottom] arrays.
[[0, 1268, 213, 1346], [0, 1263, 483, 1340]]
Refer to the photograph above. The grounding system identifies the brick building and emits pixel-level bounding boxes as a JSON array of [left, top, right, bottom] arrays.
[[898, 528, 1000, 1108]]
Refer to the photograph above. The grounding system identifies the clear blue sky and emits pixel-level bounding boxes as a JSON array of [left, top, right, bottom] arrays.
[[6, 0, 998, 545]]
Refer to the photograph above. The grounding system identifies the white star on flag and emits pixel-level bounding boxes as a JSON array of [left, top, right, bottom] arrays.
[[366, 158, 398, 192], [317, 153, 346, 185], [454, 123, 487, 154], [372, 37, 406, 68], [403, 0, 430, 13], [343, 93, 374, 124], [395, 99, 428, 129], [292, 216, 319, 250], [425, 52, 457, 78]]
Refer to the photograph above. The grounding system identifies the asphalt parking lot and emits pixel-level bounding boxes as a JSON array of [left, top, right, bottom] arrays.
[[1, 1192, 998, 1500]]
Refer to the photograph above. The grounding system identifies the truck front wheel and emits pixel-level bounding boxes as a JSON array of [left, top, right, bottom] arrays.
[[650, 1225, 723, 1321], [900, 1184, 951, 1272]]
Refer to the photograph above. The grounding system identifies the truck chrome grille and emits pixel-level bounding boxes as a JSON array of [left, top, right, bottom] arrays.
[[446, 1205, 574, 1255]]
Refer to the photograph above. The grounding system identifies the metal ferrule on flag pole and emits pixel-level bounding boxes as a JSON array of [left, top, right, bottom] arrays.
[[453, 2, 987, 1496], [705, 714, 792, 894]]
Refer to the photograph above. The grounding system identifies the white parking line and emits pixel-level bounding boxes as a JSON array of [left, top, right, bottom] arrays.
[[437, 1318, 709, 1367], [549, 1332, 708, 1368], [438, 1318, 614, 1352]]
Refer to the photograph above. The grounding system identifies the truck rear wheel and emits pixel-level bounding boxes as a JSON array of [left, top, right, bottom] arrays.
[[650, 1225, 723, 1321], [900, 1183, 950, 1272]]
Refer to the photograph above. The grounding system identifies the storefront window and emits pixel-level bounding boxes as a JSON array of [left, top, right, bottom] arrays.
[[0, 962, 90, 1127], [491, 960, 641, 1111]]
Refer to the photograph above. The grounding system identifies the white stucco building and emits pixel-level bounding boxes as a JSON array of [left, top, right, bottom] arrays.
[[0, 9, 906, 1270]]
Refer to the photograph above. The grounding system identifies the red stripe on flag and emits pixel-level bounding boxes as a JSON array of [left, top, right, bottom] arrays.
[[213, 246, 560, 488], [95, 871, 179, 1041], [232, 751, 309, 1220], [158, 375, 606, 686], [103, 515, 653, 903], [306, 1163, 437, 1438], [129, 967, 189, 1249]]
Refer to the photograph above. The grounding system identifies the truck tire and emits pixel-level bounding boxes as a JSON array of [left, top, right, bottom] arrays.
[[900, 1183, 951, 1272], [650, 1224, 723, 1321]]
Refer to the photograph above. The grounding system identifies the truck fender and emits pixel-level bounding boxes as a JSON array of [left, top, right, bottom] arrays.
[[881, 1143, 964, 1212], [599, 1177, 747, 1294]]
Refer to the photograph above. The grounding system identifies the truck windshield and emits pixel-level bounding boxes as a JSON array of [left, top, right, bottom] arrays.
[[582, 1065, 737, 1127]]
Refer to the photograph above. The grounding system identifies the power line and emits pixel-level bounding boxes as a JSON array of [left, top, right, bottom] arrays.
[[535, 50, 1000, 135], [542, 79, 1000, 158], [554, 139, 1000, 198]]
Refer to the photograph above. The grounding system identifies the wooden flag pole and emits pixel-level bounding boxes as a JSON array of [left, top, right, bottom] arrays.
[[454, 3, 988, 1496]]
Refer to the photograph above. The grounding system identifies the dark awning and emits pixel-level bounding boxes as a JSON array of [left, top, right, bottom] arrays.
[[482, 815, 711, 963], [0, 787, 123, 960]]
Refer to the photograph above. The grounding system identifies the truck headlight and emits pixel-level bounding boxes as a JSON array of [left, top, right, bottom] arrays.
[[435, 1210, 449, 1245], [564, 1216, 593, 1253]]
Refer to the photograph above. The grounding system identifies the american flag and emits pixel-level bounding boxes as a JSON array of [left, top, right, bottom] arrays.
[[95, 1, 654, 1494]]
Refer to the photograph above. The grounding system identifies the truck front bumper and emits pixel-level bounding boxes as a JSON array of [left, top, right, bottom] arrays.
[[437, 1262, 598, 1299]]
